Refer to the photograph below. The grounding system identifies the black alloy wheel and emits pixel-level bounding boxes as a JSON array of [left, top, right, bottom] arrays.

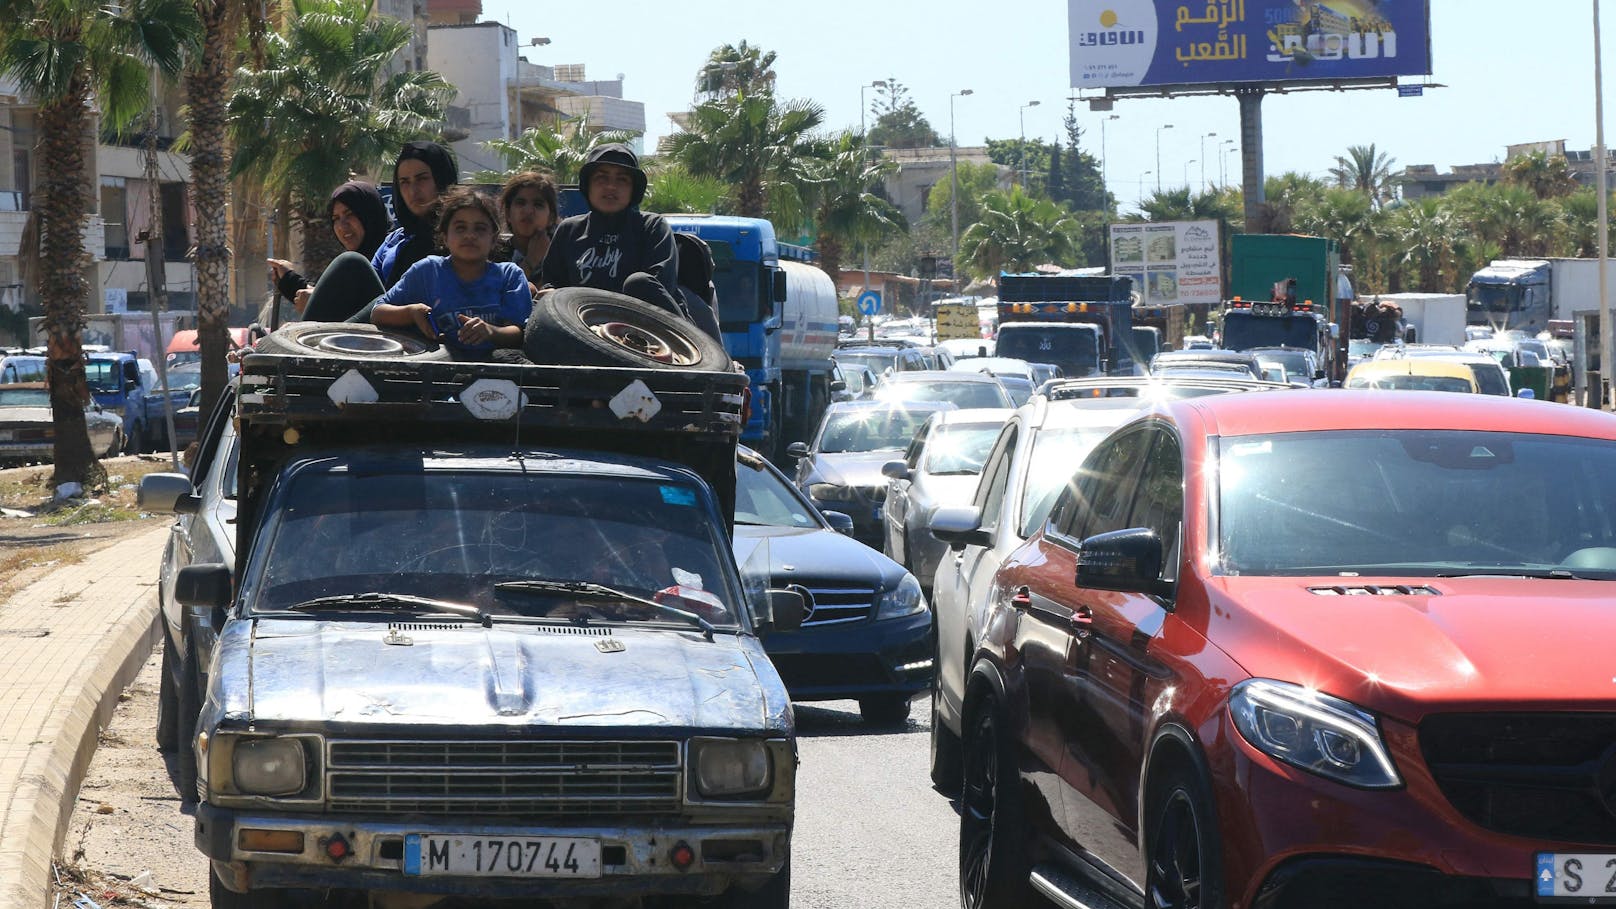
[[959, 702, 1032, 908], [1145, 768, 1223, 909]]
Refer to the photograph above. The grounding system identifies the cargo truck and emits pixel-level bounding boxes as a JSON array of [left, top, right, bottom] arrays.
[[1466, 258, 1616, 335], [1226, 234, 1345, 381], [994, 274, 1136, 377]]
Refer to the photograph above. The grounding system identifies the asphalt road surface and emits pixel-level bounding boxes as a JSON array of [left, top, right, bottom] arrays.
[[60, 651, 966, 908]]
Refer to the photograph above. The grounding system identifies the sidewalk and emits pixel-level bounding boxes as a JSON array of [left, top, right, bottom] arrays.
[[0, 525, 168, 909]]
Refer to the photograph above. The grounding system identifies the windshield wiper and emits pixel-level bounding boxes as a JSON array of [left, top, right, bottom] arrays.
[[279, 592, 491, 626], [1434, 568, 1591, 580], [495, 579, 715, 641]]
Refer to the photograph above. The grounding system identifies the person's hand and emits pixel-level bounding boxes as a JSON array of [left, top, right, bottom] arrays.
[[527, 281, 541, 301], [408, 303, 437, 339], [457, 313, 493, 346], [293, 287, 312, 314], [267, 258, 294, 280]]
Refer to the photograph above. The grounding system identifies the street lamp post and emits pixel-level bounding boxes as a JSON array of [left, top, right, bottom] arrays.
[[1184, 159, 1197, 189], [1155, 124, 1174, 192], [860, 79, 886, 342], [513, 36, 551, 140], [1200, 132, 1217, 189], [950, 89, 973, 267], [1018, 100, 1040, 188], [1139, 170, 1153, 206], [1100, 113, 1120, 206], [1221, 138, 1236, 187]]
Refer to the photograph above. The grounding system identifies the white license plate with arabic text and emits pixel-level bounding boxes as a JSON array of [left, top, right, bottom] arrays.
[[1537, 853, 1616, 902], [404, 834, 601, 878]]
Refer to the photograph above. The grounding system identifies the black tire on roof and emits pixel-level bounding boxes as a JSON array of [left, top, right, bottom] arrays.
[[523, 287, 731, 371], [254, 322, 450, 361]]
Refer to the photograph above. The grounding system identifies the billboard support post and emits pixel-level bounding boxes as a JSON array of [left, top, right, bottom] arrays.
[[1237, 88, 1265, 231]]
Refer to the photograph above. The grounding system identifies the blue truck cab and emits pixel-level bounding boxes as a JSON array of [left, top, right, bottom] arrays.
[[86, 350, 192, 452], [995, 274, 1137, 377]]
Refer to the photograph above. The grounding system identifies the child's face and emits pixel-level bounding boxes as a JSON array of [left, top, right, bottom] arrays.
[[446, 206, 495, 264], [586, 164, 635, 214], [506, 187, 553, 239]]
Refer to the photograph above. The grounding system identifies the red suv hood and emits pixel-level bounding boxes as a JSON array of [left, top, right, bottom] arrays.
[[1207, 576, 1616, 721]]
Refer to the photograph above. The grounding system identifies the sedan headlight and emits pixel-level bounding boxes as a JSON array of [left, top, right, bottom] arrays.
[[692, 738, 773, 798], [807, 482, 849, 503], [1229, 679, 1401, 789], [874, 573, 926, 621], [231, 737, 308, 796]]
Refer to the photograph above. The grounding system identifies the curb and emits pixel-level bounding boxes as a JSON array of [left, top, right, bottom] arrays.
[[4, 590, 160, 909]]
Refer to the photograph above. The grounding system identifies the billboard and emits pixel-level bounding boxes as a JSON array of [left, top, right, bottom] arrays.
[[1110, 220, 1222, 306], [1070, 1, 1432, 89]]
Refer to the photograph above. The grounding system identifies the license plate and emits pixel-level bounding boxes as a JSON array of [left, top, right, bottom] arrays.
[[1536, 853, 1616, 901], [403, 835, 601, 878]]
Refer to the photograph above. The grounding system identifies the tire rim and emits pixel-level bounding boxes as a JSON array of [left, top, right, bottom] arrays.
[[1148, 787, 1205, 909], [960, 710, 997, 909], [578, 303, 700, 366], [304, 330, 432, 356]]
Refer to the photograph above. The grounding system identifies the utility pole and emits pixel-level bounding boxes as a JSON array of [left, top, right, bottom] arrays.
[[1018, 100, 1040, 188], [861, 79, 886, 342], [1201, 132, 1217, 189], [1155, 124, 1174, 192], [949, 89, 973, 269], [513, 36, 551, 140], [140, 108, 178, 468]]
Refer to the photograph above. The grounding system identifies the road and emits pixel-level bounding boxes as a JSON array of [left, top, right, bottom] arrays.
[[58, 650, 965, 908]]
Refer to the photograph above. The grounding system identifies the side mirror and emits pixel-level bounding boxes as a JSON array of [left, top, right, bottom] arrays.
[[786, 441, 810, 459], [1076, 528, 1173, 598], [175, 563, 232, 609], [820, 510, 855, 536], [772, 269, 788, 304], [830, 380, 847, 393], [882, 460, 911, 480], [1314, 369, 1326, 380], [138, 472, 195, 512], [767, 588, 804, 633], [929, 504, 990, 550]]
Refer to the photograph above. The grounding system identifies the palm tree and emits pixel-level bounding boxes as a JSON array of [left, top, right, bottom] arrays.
[[1387, 198, 1460, 292], [0, 0, 199, 487], [959, 187, 1081, 280], [664, 91, 826, 224], [227, 0, 452, 277], [181, 0, 266, 417], [1502, 150, 1580, 201], [1133, 187, 1240, 224], [480, 115, 638, 184], [1329, 143, 1397, 207], [640, 162, 728, 215], [694, 41, 776, 101], [808, 131, 905, 283]]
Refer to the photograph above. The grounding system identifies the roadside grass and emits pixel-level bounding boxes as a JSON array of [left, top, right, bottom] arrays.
[[0, 456, 175, 514], [0, 542, 87, 604], [41, 502, 143, 526]]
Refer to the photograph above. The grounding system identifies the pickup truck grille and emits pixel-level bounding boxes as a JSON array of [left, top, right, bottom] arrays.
[[1420, 713, 1616, 844], [325, 739, 682, 818]]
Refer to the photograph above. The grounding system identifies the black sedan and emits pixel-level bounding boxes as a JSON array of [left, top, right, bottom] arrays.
[[735, 448, 931, 725]]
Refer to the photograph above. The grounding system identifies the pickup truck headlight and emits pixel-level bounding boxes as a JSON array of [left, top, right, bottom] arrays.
[[692, 738, 772, 798], [231, 737, 308, 796], [874, 574, 926, 621], [1229, 679, 1401, 789]]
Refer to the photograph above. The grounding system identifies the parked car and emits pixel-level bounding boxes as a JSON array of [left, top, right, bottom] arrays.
[[0, 353, 47, 384], [734, 447, 930, 725], [879, 408, 1013, 592], [955, 389, 1616, 909], [871, 371, 1014, 410], [0, 382, 124, 464], [789, 400, 957, 547]]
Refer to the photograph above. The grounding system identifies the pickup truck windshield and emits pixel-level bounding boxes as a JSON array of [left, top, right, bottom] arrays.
[[84, 360, 121, 394], [248, 469, 741, 628], [1218, 430, 1616, 577], [995, 325, 1099, 375], [1222, 314, 1319, 351]]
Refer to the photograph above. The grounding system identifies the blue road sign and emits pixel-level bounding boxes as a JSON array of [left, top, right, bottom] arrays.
[[857, 291, 882, 316], [1397, 84, 1423, 98]]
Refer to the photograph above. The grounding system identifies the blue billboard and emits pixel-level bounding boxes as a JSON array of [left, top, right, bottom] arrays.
[[1069, 1, 1431, 89]]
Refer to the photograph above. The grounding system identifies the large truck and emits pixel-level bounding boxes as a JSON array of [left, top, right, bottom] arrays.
[[994, 274, 1136, 377], [1226, 234, 1345, 381], [665, 215, 838, 463], [1360, 292, 1467, 347], [1466, 258, 1616, 335]]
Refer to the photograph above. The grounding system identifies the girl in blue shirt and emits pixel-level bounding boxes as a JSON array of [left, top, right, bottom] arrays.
[[370, 189, 530, 355]]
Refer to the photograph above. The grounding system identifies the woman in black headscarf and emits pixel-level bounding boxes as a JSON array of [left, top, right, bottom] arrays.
[[267, 180, 390, 321], [299, 141, 459, 323]]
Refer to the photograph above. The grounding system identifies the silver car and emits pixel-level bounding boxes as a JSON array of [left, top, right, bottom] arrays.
[[0, 382, 124, 464], [879, 408, 1013, 593]]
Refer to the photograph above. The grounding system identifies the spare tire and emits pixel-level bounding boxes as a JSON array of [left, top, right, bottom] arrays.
[[524, 287, 731, 371], [254, 322, 450, 361]]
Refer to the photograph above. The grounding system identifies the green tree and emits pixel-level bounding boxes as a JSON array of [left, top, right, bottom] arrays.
[[480, 115, 639, 184], [867, 78, 939, 150], [665, 89, 826, 223], [181, 0, 266, 416], [808, 130, 905, 283], [959, 187, 1081, 279], [0, 0, 199, 487], [694, 41, 776, 101], [986, 138, 1050, 194], [1386, 197, 1460, 291], [1046, 141, 1065, 203], [1502, 150, 1580, 201], [923, 160, 1001, 243], [1131, 187, 1241, 224], [1061, 101, 1109, 213], [1329, 143, 1397, 207], [228, 0, 453, 276], [641, 162, 728, 214]]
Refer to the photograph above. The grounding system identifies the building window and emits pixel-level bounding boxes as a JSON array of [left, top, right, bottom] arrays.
[[160, 182, 189, 262], [101, 177, 130, 260]]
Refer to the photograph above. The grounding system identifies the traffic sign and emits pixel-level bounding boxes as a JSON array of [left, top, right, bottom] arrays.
[[1397, 84, 1423, 98], [857, 290, 882, 316]]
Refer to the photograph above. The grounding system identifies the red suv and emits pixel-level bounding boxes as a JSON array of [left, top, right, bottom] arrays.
[[956, 390, 1616, 909]]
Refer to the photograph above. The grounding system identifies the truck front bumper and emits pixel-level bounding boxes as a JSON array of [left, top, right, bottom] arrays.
[[196, 803, 790, 899]]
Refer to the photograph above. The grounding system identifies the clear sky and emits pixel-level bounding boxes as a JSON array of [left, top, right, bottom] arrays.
[[478, 2, 1610, 208]]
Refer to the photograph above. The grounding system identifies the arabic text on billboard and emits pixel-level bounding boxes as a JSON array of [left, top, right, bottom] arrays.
[[1069, 1, 1432, 89], [1110, 220, 1222, 307]]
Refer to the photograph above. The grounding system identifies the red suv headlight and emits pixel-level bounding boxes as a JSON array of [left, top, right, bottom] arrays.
[[1230, 679, 1402, 789]]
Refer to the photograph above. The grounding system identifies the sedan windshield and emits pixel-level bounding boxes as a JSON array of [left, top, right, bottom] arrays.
[[817, 408, 935, 453], [877, 380, 1011, 410], [246, 470, 741, 627], [923, 424, 1004, 475], [1218, 430, 1616, 577], [836, 352, 898, 375], [735, 459, 818, 528]]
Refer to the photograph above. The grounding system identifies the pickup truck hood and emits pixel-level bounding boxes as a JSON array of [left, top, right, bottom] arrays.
[[213, 617, 792, 736], [1209, 576, 1616, 720]]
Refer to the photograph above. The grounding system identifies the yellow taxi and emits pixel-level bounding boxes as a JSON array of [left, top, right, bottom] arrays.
[[1344, 358, 1480, 393]]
